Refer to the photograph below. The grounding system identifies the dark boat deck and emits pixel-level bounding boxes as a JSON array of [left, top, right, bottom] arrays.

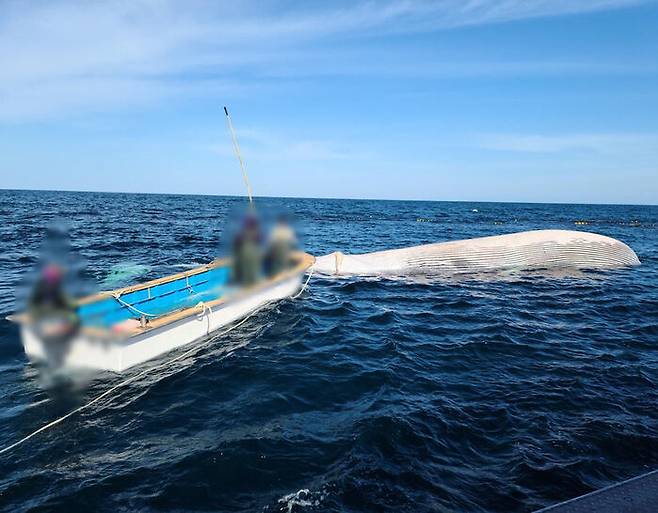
[[536, 469, 658, 513]]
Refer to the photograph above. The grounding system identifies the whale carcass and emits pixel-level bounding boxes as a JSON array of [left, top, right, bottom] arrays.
[[313, 230, 640, 276]]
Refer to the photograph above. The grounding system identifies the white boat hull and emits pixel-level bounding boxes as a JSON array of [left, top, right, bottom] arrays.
[[21, 274, 303, 372]]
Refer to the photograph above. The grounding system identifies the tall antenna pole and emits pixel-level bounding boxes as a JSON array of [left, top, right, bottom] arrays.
[[224, 106, 254, 207]]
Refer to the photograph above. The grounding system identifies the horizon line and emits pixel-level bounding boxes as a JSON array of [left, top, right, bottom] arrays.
[[1, 186, 657, 208]]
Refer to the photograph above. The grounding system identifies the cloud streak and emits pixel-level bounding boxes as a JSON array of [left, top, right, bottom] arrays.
[[209, 127, 358, 163], [477, 133, 658, 161], [0, 0, 653, 121]]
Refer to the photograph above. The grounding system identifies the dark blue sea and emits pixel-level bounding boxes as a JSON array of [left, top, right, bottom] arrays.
[[0, 189, 657, 513]]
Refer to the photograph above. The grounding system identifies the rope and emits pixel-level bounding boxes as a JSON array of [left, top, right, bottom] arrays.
[[291, 268, 314, 299], [195, 301, 213, 334], [0, 305, 259, 456], [0, 274, 313, 457], [195, 301, 211, 316], [111, 294, 158, 318], [185, 275, 197, 294], [113, 275, 197, 319]]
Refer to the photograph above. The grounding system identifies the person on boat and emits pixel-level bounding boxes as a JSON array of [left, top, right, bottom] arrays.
[[232, 213, 263, 286], [27, 263, 80, 342], [265, 215, 297, 276]]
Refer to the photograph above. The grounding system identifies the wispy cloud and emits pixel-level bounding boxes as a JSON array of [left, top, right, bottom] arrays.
[[0, 0, 652, 121], [209, 128, 357, 162], [478, 132, 658, 156]]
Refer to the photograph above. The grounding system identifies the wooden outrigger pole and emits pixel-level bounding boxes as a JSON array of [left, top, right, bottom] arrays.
[[224, 106, 254, 208]]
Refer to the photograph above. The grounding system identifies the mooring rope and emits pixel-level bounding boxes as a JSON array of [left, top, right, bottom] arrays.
[[195, 301, 213, 334], [0, 309, 254, 456], [291, 268, 314, 300], [0, 275, 313, 457]]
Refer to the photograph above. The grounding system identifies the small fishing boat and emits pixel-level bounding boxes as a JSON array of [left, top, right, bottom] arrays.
[[8, 108, 315, 373], [10, 252, 314, 372]]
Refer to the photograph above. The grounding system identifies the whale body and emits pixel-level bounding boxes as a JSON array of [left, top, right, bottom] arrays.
[[313, 230, 640, 276]]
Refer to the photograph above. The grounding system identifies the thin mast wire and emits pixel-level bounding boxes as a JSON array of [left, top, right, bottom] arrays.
[[224, 106, 254, 207]]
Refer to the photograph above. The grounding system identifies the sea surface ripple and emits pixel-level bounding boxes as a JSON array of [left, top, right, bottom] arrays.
[[0, 190, 657, 512]]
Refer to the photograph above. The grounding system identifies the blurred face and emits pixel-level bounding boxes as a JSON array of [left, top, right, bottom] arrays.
[[43, 264, 63, 286]]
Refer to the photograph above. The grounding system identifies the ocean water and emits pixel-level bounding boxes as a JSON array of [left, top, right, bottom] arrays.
[[0, 189, 657, 512]]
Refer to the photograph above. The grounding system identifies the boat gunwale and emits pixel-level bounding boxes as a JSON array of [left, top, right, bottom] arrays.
[[77, 258, 231, 306]]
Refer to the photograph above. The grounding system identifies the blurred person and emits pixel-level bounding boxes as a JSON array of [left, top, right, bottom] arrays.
[[265, 215, 297, 276], [28, 263, 79, 343], [232, 213, 263, 286]]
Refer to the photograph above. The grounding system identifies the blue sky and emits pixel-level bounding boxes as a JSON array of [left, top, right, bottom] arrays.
[[1, 0, 657, 204]]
